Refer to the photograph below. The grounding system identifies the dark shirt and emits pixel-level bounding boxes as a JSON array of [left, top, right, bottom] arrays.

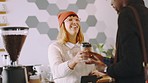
[[107, 4, 148, 83]]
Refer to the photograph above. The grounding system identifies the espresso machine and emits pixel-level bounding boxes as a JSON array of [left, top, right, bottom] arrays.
[[0, 27, 29, 83]]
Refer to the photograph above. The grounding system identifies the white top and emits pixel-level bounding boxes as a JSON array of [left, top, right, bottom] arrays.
[[48, 41, 95, 83]]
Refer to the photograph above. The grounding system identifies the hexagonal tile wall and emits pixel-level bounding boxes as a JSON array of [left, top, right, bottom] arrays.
[[86, 0, 95, 3], [35, 0, 49, 10], [37, 22, 50, 34], [67, 4, 79, 13], [86, 4, 97, 15], [96, 32, 107, 43], [26, 16, 39, 28], [86, 15, 97, 26], [89, 38, 98, 50], [56, 0, 69, 10], [68, 0, 77, 4], [86, 27, 98, 39], [47, 4, 60, 15], [80, 22, 89, 33], [76, 0, 88, 9], [77, 10, 88, 22], [47, 28, 58, 40], [26, 0, 110, 47], [95, 21, 107, 32], [27, 0, 36, 3]]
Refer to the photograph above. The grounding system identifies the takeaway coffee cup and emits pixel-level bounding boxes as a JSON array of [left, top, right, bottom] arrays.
[[80, 42, 92, 62]]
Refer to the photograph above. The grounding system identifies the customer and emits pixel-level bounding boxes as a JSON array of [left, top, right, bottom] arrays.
[[83, 0, 148, 83], [48, 11, 96, 83]]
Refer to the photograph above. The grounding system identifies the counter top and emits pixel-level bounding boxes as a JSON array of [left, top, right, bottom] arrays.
[[97, 75, 115, 83]]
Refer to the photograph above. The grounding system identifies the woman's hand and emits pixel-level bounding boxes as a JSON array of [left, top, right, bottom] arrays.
[[81, 51, 107, 72], [72, 51, 84, 63], [68, 51, 86, 69]]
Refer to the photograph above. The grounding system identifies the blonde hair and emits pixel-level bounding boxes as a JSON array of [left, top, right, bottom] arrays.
[[57, 23, 84, 44]]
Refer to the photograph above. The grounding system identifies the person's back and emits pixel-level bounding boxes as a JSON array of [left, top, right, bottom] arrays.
[[80, 0, 148, 83], [134, 4, 148, 54], [106, 0, 148, 83]]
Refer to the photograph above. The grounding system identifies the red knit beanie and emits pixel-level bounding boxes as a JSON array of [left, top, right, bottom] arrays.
[[58, 11, 78, 27]]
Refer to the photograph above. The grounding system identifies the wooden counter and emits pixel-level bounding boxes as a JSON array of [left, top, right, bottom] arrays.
[[97, 75, 115, 83]]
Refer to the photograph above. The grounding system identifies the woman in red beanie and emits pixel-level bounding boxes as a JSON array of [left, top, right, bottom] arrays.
[[48, 11, 96, 83]]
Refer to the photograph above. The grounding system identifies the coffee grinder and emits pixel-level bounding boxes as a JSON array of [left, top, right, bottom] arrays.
[[0, 27, 29, 83]]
